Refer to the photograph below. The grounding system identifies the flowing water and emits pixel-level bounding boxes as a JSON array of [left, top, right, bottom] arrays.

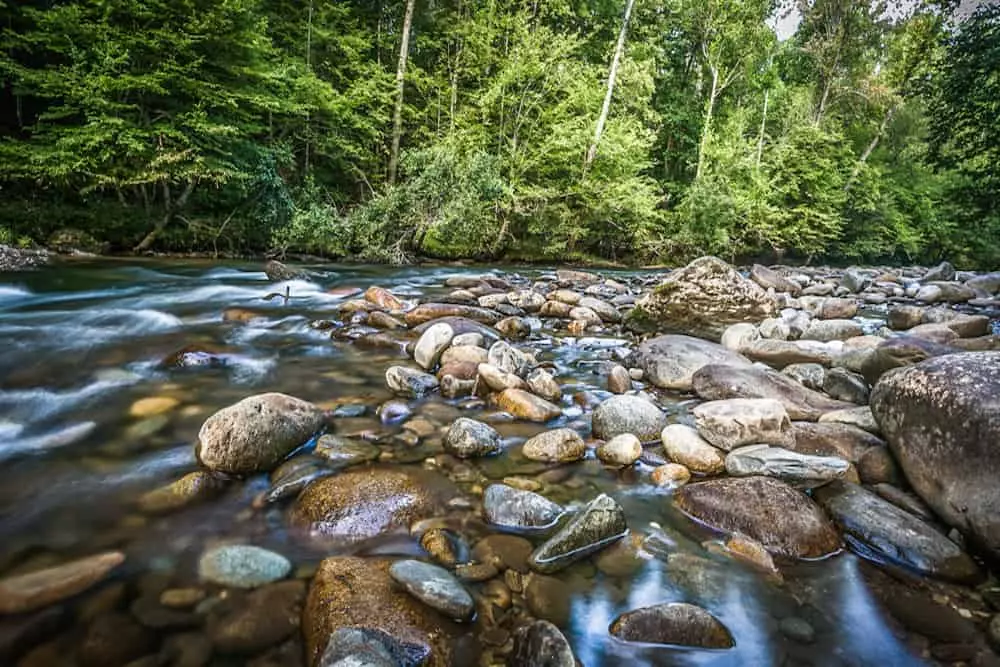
[[0, 259, 931, 666]]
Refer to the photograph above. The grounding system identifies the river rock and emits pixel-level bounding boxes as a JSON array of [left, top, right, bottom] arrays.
[[610, 602, 734, 648], [313, 435, 380, 468], [888, 305, 924, 330], [496, 316, 530, 339], [77, 612, 155, 667], [720, 323, 760, 353], [508, 289, 546, 311], [859, 335, 957, 384], [526, 368, 562, 403], [198, 545, 290, 589], [411, 316, 500, 344], [291, 468, 446, 544], [591, 395, 666, 441], [0, 551, 124, 615], [674, 477, 841, 558], [540, 300, 574, 318], [386, 366, 439, 398], [751, 264, 801, 295], [522, 428, 585, 463], [607, 364, 632, 394], [304, 557, 457, 666], [264, 260, 307, 282], [577, 296, 621, 323], [692, 398, 793, 451], [651, 463, 692, 487], [841, 268, 872, 293], [528, 494, 627, 573], [209, 580, 306, 654], [317, 627, 411, 667], [818, 406, 879, 433], [388, 560, 474, 621], [925, 261, 956, 282], [137, 471, 227, 514], [596, 433, 642, 467], [440, 344, 488, 367], [814, 482, 980, 583], [413, 323, 454, 370], [823, 367, 869, 404], [759, 317, 791, 341], [482, 484, 564, 531], [511, 620, 576, 667], [405, 303, 500, 326], [818, 298, 858, 320], [802, 319, 863, 342], [627, 256, 777, 339], [477, 363, 525, 392], [196, 393, 324, 475], [660, 424, 725, 474], [692, 364, 852, 421], [870, 352, 1000, 559], [488, 341, 532, 377], [627, 335, 753, 391], [725, 445, 849, 488], [782, 363, 826, 391], [495, 388, 561, 422], [741, 339, 835, 367]]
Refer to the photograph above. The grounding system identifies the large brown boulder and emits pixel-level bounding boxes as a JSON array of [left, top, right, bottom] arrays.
[[303, 557, 461, 666], [871, 352, 1000, 560], [627, 257, 777, 340], [290, 468, 450, 545], [196, 393, 324, 475], [674, 476, 841, 559]]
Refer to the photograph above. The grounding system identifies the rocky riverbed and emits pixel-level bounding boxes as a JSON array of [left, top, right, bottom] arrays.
[[1, 256, 999, 666]]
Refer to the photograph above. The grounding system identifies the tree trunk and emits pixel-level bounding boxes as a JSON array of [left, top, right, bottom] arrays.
[[756, 88, 770, 169], [845, 103, 898, 191], [584, 0, 636, 171], [133, 181, 195, 252], [695, 65, 719, 180], [387, 0, 416, 186], [304, 0, 314, 174]]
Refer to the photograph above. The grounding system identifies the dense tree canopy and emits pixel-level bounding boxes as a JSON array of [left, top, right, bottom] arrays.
[[0, 0, 996, 266]]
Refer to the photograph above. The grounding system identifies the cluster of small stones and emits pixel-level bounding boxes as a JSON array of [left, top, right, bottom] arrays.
[[3, 258, 1000, 666]]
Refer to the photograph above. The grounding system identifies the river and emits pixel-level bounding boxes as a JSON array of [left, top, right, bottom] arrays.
[[0, 259, 930, 666]]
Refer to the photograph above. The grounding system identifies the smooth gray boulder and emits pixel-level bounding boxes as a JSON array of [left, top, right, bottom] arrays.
[[627, 334, 752, 391], [725, 445, 849, 488]]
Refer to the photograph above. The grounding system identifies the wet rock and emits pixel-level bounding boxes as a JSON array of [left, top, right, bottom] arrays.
[[627, 334, 752, 391], [77, 612, 155, 667], [196, 393, 323, 475], [0, 551, 124, 615], [495, 388, 561, 422], [508, 290, 546, 312], [528, 493, 627, 573], [257, 456, 335, 506], [592, 395, 666, 442], [802, 319, 863, 342], [291, 469, 446, 545], [841, 268, 872, 294], [209, 580, 305, 654], [264, 260, 307, 282], [313, 435, 379, 468], [597, 433, 642, 467], [440, 375, 475, 399], [523, 574, 571, 626], [444, 418, 502, 458], [385, 366, 439, 398], [526, 368, 562, 403], [419, 529, 467, 568], [751, 265, 801, 295], [364, 286, 404, 310], [413, 323, 454, 370], [476, 363, 525, 392], [440, 344, 488, 367], [411, 316, 500, 344], [198, 545, 290, 589], [303, 557, 457, 666], [388, 560, 474, 621], [487, 341, 532, 377], [660, 424, 725, 474], [722, 534, 780, 578], [692, 363, 852, 421], [779, 617, 815, 644], [607, 364, 632, 394], [482, 484, 564, 531], [367, 311, 406, 330], [674, 477, 841, 559], [651, 463, 691, 487], [405, 303, 500, 327], [627, 256, 776, 339], [496, 316, 530, 339], [609, 602, 734, 649], [451, 332, 485, 347], [319, 626, 426, 667], [871, 352, 1000, 559], [814, 482, 980, 584], [540, 301, 574, 318], [471, 535, 533, 573], [378, 400, 412, 425], [577, 296, 621, 323], [693, 398, 794, 451], [511, 620, 575, 667], [0, 606, 64, 663], [129, 396, 179, 418], [160, 588, 205, 609], [161, 632, 213, 667], [888, 305, 924, 330], [137, 471, 227, 514], [522, 428, 585, 463], [823, 367, 869, 404], [725, 445, 849, 488]]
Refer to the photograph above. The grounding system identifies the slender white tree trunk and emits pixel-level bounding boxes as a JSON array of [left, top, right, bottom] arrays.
[[584, 0, 636, 170], [388, 0, 416, 186], [695, 65, 718, 180], [756, 88, 769, 169]]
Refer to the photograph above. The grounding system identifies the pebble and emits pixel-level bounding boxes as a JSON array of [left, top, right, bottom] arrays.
[[129, 396, 180, 418], [596, 433, 642, 467], [197, 545, 291, 589], [387, 559, 475, 621]]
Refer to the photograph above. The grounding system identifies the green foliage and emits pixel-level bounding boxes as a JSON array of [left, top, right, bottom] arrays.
[[0, 0, 994, 267]]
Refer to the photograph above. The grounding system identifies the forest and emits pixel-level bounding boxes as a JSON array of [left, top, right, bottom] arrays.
[[0, 0, 997, 266]]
